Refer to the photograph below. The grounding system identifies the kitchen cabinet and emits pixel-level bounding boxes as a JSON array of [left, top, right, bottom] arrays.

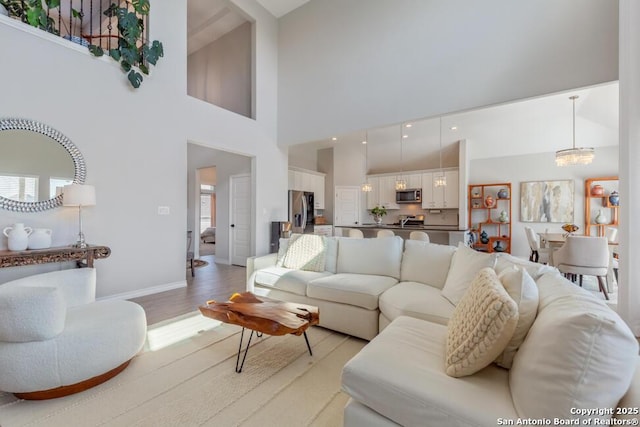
[[366, 176, 380, 209], [400, 173, 422, 189], [378, 176, 400, 209], [288, 168, 326, 209], [421, 169, 459, 209]]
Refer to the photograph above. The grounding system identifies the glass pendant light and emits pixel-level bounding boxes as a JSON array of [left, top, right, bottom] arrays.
[[395, 124, 407, 190], [555, 95, 595, 166], [434, 117, 447, 187], [361, 132, 372, 192]]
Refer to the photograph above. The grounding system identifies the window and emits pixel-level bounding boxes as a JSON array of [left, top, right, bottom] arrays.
[[49, 177, 74, 198], [0, 175, 38, 202]]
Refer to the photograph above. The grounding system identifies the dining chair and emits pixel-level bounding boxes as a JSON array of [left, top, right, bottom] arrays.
[[377, 229, 395, 238], [552, 236, 610, 300], [524, 226, 551, 264], [348, 229, 364, 238], [409, 231, 430, 242]]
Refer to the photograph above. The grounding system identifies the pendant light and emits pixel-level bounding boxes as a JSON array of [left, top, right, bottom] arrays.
[[434, 117, 447, 187], [555, 95, 595, 166], [361, 132, 372, 192], [395, 124, 407, 190]]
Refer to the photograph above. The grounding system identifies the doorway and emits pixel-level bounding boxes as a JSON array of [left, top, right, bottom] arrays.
[[198, 167, 216, 257]]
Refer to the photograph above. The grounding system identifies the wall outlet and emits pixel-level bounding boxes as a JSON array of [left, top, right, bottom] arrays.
[[158, 206, 170, 215]]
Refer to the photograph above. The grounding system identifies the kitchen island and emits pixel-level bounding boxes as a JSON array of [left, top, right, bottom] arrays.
[[334, 224, 469, 246]]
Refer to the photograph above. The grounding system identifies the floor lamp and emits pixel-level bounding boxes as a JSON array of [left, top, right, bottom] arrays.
[[63, 184, 96, 248]]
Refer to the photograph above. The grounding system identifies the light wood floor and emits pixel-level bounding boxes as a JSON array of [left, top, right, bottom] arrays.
[[129, 254, 246, 325]]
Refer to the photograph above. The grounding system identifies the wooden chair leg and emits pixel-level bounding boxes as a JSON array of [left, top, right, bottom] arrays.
[[190, 258, 195, 277], [597, 276, 609, 300]]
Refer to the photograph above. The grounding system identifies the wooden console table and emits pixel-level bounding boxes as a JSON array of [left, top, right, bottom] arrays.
[[0, 245, 111, 269]]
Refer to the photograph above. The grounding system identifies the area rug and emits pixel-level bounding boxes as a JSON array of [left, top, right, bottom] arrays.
[[0, 312, 366, 427], [193, 259, 209, 268]]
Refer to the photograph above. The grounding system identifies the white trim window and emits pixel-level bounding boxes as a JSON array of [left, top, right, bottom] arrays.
[[0, 174, 38, 202]]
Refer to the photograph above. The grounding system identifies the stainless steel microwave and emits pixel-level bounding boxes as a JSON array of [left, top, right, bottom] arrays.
[[396, 189, 422, 203]]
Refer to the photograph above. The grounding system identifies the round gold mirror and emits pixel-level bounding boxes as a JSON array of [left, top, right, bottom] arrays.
[[0, 118, 86, 212]]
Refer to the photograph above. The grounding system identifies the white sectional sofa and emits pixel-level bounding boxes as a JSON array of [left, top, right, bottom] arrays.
[[246, 235, 640, 425]]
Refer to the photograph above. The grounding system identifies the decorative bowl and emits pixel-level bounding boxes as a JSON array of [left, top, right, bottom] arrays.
[[561, 223, 579, 234]]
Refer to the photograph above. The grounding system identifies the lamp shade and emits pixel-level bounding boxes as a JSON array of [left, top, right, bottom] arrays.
[[62, 184, 96, 207]]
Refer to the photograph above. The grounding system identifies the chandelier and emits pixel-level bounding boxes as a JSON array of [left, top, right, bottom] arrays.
[[395, 124, 407, 190], [361, 132, 372, 192], [434, 117, 447, 187], [555, 95, 595, 166]]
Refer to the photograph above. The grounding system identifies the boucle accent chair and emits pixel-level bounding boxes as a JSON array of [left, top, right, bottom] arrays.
[[0, 268, 147, 399]]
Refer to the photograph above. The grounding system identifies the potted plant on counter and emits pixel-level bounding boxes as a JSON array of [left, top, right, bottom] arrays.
[[370, 206, 387, 225]]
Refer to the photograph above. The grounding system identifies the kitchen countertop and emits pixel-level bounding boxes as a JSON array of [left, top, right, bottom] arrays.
[[335, 224, 467, 232]]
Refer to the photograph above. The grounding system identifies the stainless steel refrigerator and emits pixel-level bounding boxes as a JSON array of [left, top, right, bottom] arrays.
[[288, 190, 314, 234]]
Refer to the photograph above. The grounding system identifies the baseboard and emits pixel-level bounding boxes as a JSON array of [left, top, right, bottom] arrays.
[[215, 257, 230, 265], [98, 280, 187, 301]]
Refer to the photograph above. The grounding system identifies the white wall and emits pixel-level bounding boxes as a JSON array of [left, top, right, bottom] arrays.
[[0, 0, 286, 298], [278, 0, 618, 145], [469, 146, 619, 258]]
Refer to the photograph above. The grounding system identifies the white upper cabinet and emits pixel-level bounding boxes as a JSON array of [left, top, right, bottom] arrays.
[[288, 168, 326, 209], [402, 173, 422, 189], [422, 169, 459, 209], [366, 176, 380, 209], [378, 176, 400, 209]]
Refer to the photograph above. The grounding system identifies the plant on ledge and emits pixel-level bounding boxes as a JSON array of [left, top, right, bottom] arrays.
[[0, 0, 60, 34], [370, 206, 387, 224], [88, 0, 164, 89]]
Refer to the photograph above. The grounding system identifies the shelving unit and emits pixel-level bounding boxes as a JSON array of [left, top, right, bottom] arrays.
[[584, 176, 619, 237], [468, 183, 512, 253]]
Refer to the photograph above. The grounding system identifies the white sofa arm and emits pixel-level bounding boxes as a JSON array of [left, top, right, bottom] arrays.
[[246, 253, 278, 291]]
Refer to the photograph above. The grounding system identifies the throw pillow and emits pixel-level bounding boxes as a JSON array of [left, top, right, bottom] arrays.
[[494, 266, 539, 369], [442, 243, 497, 305], [445, 267, 519, 377], [400, 240, 456, 289], [281, 233, 327, 272], [494, 253, 555, 281], [509, 272, 639, 422], [275, 237, 290, 267]]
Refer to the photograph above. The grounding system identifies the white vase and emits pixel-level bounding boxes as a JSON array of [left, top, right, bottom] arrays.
[[595, 209, 608, 224], [3, 223, 33, 251], [28, 228, 52, 249]]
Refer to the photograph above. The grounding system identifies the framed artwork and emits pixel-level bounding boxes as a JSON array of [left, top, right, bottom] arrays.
[[520, 180, 574, 223]]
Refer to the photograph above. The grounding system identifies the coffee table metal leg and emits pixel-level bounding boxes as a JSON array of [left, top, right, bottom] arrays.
[[236, 328, 255, 373], [303, 331, 312, 356]]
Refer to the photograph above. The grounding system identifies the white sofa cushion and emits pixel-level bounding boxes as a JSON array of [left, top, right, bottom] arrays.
[[281, 233, 327, 271], [495, 266, 539, 369], [342, 316, 518, 427], [400, 241, 456, 289], [379, 281, 454, 326], [494, 253, 555, 280], [445, 268, 518, 378], [307, 273, 398, 310], [0, 286, 66, 342], [325, 236, 339, 273], [442, 243, 497, 305], [510, 272, 639, 421], [254, 267, 332, 296], [1, 268, 96, 307], [337, 236, 404, 279]]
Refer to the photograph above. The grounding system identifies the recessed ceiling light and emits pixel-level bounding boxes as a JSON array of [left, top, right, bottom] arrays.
[[405, 124, 413, 128], [403, 134, 409, 138], [362, 140, 367, 144], [450, 126, 458, 131], [331, 137, 337, 141]]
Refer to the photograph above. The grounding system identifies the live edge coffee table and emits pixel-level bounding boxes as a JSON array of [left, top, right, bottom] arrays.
[[199, 292, 320, 373]]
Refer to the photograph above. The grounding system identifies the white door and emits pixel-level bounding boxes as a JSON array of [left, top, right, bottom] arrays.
[[335, 186, 361, 227], [229, 173, 251, 266]]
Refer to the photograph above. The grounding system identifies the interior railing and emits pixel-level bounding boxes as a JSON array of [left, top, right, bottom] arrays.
[[2, 0, 148, 51]]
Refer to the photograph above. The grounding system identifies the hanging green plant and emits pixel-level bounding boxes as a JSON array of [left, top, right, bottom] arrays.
[[0, 0, 60, 34], [88, 0, 164, 88]]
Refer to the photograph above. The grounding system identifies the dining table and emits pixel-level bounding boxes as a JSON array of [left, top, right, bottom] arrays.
[[537, 232, 618, 292]]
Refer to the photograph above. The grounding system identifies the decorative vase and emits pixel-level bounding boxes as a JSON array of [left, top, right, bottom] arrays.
[[494, 241, 505, 252], [609, 191, 619, 206], [497, 188, 508, 199], [28, 228, 52, 249], [480, 230, 489, 244], [374, 215, 383, 225], [591, 185, 604, 197], [3, 223, 32, 251], [498, 210, 509, 223], [485, 195, 494, 208], [595, 209, 608, 224]]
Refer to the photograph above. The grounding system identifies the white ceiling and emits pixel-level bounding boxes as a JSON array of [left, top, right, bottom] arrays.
[[291, 81, 619, 169], [187, 0, 249, 55]]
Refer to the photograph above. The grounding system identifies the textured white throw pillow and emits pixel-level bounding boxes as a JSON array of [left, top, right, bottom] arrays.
[[510, 272, 639, 421], [495, 266, 539, 369], [282, 233, 327, 272], [442, 243, 497, 305], [275, 237, 290, 267], [445, 267, 519, 377], [0, 285, 66, 342]]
